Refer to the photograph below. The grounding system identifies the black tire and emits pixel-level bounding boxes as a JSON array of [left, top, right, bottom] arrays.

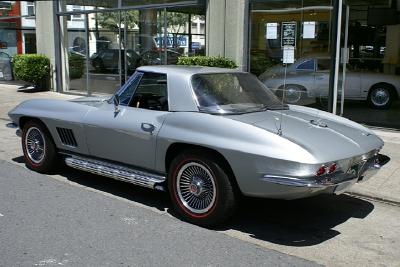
[[367, 84, 394, 109], [168, 150, 239, 227], [22, 120, 61, 173], [3, 64, 13, 81]]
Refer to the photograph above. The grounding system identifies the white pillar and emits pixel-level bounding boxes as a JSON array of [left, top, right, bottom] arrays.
[[206, 0, 248, 70], [35, 1, 56, 90]]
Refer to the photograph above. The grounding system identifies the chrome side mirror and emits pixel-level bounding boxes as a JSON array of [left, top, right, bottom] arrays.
[[113, 94, 120, 113]]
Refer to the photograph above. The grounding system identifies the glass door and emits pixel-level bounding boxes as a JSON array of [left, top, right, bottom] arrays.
[[250, 1, 349, 114]]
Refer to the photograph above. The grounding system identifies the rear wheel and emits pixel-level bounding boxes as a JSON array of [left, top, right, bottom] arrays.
[[368, 84, 394, 109], [22, 120, 61, 173], [168, 150, 239, 227]]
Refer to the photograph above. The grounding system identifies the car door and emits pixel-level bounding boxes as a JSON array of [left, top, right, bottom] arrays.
[[312, 58, 331, 97], [100, 50, 118, 69], [340, 65, 362, 97], [313, 59, 362, 98], [83, 72, 168, 170], [289, 59, 317, 95]]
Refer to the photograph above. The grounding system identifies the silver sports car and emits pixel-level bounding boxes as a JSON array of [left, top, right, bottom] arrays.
[[7, 65, 390, 226], [259, 53, 400, 109]]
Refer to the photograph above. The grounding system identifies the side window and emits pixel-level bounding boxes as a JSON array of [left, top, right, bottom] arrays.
[[296, 59, 315, 71], [131, 72, 168, 110], [119, 75, 142, 106]]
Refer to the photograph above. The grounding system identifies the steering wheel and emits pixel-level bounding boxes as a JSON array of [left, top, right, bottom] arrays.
[[136, 93, 162, 110]]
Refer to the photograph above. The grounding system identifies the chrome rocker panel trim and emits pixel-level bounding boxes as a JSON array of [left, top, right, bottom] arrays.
[[65, 155, 166, 190]]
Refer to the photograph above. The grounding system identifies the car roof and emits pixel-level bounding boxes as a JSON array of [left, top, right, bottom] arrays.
[[137, 65, 243, 75], [296, 52, 330, 61], [134, 65, 245, 112]]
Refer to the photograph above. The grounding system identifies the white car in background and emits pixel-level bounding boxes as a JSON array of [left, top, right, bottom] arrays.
[[259, 53, 400, 109]]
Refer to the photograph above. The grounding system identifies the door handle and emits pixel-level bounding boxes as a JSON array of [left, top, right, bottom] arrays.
[[141, 123, 156, 135]]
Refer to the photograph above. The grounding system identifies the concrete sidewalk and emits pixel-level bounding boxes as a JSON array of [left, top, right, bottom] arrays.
[[0, 81, 399, 204]]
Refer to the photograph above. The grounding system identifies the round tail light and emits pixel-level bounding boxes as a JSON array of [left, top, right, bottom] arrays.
[[328, 163, 337, 174], [316, 166, 327, 176]]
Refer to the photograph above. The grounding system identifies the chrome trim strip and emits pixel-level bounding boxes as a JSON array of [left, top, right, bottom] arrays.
[[259, 175, 356, 188], [65, 155, 166, 189]]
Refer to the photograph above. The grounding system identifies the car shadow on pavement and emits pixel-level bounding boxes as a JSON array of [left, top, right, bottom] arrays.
[[13, 156, 375, 247], [215, 194, 374, 247], [16, 87, 40, 93]]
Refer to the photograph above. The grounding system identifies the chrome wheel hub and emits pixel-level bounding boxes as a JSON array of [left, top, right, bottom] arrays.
[[284, 87, 301, 103], [176, 162, 216, 214], [371, 89, 389, 106], [189, 176, 204, 196], [25, 127, 45, 164]]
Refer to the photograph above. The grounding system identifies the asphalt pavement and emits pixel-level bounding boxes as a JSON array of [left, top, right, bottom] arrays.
[[1, 80, 399, 205]]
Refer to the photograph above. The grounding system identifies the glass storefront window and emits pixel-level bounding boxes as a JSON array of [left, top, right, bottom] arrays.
[[58, 2, 205, 96], [63, 0, 198, 9], [250, 0, 400, 130]]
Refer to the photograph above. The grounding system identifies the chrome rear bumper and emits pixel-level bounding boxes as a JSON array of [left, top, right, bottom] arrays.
[[260, 153, 390, 195]]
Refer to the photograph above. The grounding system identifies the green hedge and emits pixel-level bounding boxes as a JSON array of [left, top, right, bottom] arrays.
[[249, 54, 275, 77], [12, 54, 50, 90], [68, 53, 85, 80], [178, 56, 238, 69]]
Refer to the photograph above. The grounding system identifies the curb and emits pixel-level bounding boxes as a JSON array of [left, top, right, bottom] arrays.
[[345, 192, 400, 207]]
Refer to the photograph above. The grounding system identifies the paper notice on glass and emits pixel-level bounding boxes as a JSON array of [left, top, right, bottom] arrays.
[[266, 23, 278, 39], [303, 21, 315, 39], [283, 47, 295, 63]]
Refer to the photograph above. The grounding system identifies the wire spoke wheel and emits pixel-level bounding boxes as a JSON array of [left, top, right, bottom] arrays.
[[25, 126, 45, 164], [176, 162, 216, 214], [22, 120, 61, 173], [168, 150, 239, 227]]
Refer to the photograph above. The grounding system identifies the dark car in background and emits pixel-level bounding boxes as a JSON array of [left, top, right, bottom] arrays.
[[91, 49, 142, 74], [0, 51, 13, 81], [140, 49, 181, 65]]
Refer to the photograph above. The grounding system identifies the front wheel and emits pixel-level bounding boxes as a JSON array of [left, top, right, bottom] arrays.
[[168, 150, 239, 227], [22, 120, 61, 173], [367, 84, 394, 109], [281, 85, 304, 104]]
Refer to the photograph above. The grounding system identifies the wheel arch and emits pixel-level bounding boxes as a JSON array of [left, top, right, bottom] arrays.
[[19, 116, 57, 144], [164, 143, 239, 188]]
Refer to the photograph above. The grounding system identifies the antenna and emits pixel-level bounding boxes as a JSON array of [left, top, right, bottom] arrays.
[[277, 46, 295, 136], [276, 62, 288, 136]]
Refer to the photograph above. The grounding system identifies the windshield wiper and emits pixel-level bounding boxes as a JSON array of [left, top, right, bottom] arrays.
[[265, 105, 289, 110]]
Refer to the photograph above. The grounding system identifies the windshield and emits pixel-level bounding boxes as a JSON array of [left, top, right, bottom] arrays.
[[191, 72, 287, 114]]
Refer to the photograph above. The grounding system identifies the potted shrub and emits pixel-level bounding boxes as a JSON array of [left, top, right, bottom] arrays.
[[12, 54, 51, 91]]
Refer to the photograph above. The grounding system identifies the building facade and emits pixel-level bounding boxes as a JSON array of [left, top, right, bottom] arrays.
[[1, 0, 399, 129]]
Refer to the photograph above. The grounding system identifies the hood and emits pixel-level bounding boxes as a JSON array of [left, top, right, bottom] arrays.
[[69, 96, 110, 108], [229, 105, 383, 162], [259, 64, 284, 81]]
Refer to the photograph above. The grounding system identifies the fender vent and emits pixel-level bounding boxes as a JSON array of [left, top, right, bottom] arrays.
[[56, 127, 78, 148]]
